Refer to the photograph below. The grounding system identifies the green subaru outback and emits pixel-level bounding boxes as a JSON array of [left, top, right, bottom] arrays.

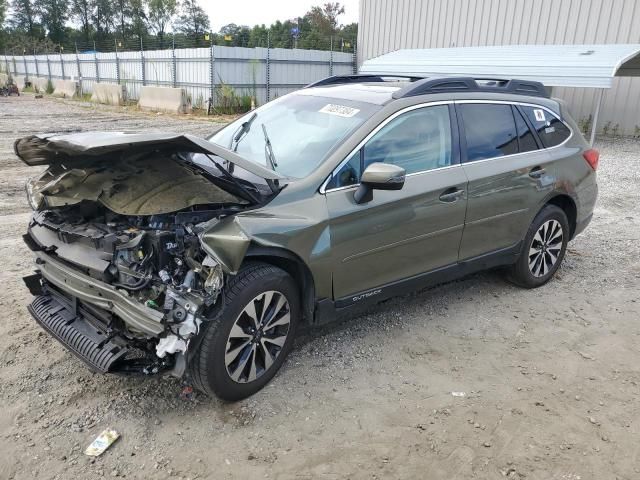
[[19, 75, 598, 400]]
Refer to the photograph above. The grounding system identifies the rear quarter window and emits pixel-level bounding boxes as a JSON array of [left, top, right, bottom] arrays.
[[522, 106, 571, 148]]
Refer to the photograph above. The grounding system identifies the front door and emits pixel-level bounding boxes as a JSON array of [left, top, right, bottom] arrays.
[[324, 104, 468, 300]]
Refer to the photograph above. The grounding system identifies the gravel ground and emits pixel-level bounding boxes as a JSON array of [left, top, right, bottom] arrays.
[[1, 94, 639, 480]]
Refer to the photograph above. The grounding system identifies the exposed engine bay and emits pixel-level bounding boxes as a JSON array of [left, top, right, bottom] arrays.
[[18, 131, 286, 376]]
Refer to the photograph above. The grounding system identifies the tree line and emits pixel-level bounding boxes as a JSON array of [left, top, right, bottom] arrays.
[[0, 0, 357, 53]]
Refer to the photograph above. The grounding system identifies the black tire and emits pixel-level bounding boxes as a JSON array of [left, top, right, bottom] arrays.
[[189, 262, 300, 401], [507, 204, 569, 288]]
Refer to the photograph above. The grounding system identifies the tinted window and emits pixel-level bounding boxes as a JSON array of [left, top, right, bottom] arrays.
[[460, 104, 518, 162], [513, 107, 538, 152], [363, 105, 452, 173], [326, 105, 452, 190], [522, 106, 571, 148]]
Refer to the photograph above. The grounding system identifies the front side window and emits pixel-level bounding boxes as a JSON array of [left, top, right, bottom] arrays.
[[326, 105, 452, 190], [459, 104, 518, 162], [521, 106, 571, 148]]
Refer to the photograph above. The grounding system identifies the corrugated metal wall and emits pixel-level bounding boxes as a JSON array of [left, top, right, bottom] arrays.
[[358, 0, 640, 135], [0, 45, 355, 107]]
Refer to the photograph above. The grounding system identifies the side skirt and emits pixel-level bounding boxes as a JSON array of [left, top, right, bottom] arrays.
[[313, 242, 521, 325]]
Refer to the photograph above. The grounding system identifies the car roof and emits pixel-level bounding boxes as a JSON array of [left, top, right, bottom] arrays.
[[295, 82, 409, 105]]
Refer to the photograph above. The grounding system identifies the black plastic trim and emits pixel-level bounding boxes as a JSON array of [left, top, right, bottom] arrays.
[[392, 77, 549, 99], [306, 74, 425, 88]]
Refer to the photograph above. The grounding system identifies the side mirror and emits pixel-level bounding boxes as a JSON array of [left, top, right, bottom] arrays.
[[354, 162, 406, 204]]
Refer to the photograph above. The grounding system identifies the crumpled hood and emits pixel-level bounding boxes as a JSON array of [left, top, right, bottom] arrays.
[[14, 131, 286, 182]]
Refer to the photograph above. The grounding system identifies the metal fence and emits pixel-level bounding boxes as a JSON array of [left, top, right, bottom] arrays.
[[0, 44, 357, 107]]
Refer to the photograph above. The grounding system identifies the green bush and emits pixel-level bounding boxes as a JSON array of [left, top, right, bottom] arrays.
[[212, 79, 254, 115], [46, 80, 54, 94]]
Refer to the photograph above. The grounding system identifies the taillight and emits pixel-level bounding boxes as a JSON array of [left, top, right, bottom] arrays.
[[583, 149, 599, 170]]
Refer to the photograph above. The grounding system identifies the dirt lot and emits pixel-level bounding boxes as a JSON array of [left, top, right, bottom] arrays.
[[1, 94, 639, 480]]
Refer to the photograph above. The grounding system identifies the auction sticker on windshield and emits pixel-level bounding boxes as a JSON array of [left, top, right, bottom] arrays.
[[319, 104, 360, 118]]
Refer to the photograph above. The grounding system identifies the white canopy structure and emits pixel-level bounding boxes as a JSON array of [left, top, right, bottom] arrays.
[[360, 44, 640, 144]]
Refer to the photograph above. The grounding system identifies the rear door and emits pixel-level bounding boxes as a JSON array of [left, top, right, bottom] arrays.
[[456, 101, 556, 260], [324, 103, 468, 300]]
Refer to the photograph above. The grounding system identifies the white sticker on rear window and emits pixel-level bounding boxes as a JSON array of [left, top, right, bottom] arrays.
[[534, 109, 546, 122], [319, 104, 360, 118], [545, 126, 555, 134]]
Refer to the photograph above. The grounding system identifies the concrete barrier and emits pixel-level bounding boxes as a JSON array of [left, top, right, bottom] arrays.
[[91, 83, 126, 106], [0, 73, 7, 88], [52, 79, 79, 98], [32, 77, 49, 93], [13, 75, 27, 91], [138, 86, 191, 114]]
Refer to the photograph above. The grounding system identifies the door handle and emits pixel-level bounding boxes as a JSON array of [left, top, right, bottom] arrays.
[[529, 167, 546, 179], [439, 188, 465, 203]]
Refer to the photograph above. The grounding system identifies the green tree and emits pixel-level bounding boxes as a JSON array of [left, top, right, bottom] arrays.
[[71, 0, 92, 43], [130, 0, 147, 40], [40, 0, 68, 43], [0, 0, 7, 29], [9, 0, 40, 37], [174, 0, 209, 44], [147, 0, 176, 47], [92, 0, 115, 41]]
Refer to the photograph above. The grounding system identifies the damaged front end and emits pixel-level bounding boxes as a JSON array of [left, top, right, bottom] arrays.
[[18, 132, 284, 377]]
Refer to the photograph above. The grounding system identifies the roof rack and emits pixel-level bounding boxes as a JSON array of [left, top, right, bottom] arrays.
[[392, 77, 549, 99], [305, 74, 425, 88]]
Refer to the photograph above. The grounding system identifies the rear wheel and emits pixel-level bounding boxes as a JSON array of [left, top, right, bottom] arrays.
[[189, 263, 299, 401], [507, 205, 569, 288]]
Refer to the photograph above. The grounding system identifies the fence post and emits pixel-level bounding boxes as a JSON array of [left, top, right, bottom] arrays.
[[93, 42, 100, 83], [266, 31, 271, 102], [74, 44, 82, 92], [23, 51, 29, 81], [140, 39, 146, 86], [12, 56, 17, 77], [352, 40, 357, 74], [329, 36, 334, 76], [46, 50, 52, 82], [34, 49, 40, 79], [171, 38, 177, 88], [209, 38, 215, 111], [60, 50, 66, 80], [114, 40, 120, 84]]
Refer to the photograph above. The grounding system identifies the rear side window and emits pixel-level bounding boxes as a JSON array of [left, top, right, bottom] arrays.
[[513, 107, 538, 152], [459, 104, 518, 162], [521, 106, 571, 148]]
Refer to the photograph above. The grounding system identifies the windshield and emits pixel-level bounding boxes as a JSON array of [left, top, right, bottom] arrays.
[[209, 94, 379, 178]]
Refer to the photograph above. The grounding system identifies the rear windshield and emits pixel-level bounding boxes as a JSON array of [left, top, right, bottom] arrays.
[[209, 94, 379, 178]]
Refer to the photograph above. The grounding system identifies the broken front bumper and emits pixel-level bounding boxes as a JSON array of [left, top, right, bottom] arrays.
[[26, 284, 163, 374], [33, 251, 164, 336]]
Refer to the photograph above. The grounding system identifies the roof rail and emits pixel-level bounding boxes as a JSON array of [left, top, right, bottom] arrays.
[[392, 77, 549, 99], [305, 74, 425, 88]]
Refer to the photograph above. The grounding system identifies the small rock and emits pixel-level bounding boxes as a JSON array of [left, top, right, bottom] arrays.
[[483, 441, 491, 448]]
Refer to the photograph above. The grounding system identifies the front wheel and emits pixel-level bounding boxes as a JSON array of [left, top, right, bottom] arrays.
[[507, 205, 569, 288], [189, 262, 299, 401]]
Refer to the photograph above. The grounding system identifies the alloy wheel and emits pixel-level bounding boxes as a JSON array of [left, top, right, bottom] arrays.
[[224, 290, 291, 383], [528, 219, 564, 278]]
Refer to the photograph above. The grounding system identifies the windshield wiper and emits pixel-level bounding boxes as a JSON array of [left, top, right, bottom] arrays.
[[261, 125, 281, 194], [261, 124, 278, 171], [203, 153, 260, 204], [229, 112, 257, 152]]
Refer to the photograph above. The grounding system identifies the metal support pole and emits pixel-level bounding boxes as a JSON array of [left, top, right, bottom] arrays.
[[23, 53, 28, 81], [46, 51, 52, 82], [93, 42, 100, 83], [12, 56, 17, 77], [75, 43, 82, 93], [114, 40, 120, 85], [329, 36, 334, 76], [589, 88, 604, 146], [172, 38, 177, 88], [352, 40, 358, 74], [140, 38, 146, 86], [208, 38, 215, 112], [266, 31, 271, 102], [60, 52, 66, 80], [34, 49, 40, 78]]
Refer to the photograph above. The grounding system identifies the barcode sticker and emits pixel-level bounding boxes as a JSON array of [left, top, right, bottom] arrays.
[[319, 104, 360, 118]]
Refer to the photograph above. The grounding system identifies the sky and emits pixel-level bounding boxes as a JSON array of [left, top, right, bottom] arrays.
[[203, 0, 360, 31]]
